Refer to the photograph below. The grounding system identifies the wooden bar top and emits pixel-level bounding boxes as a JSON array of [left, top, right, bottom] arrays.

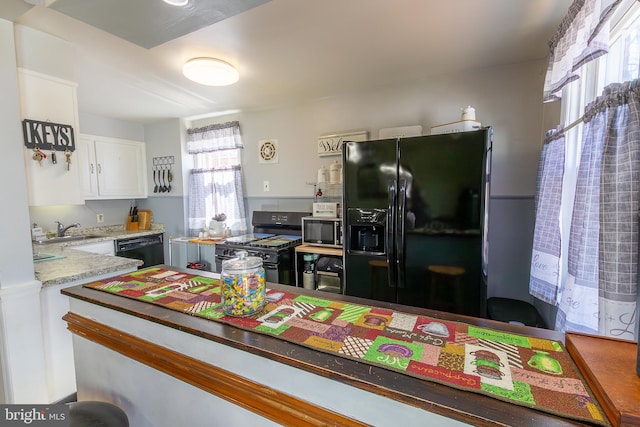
[[62, 266, 591, 426], [295, 244, 343, 257], [566, 332, 640, 427]]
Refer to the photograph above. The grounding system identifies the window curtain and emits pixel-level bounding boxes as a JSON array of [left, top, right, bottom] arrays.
[[556, 81, 640, 338], [543, 0, 621, 102], [186, 121, 247, 237]]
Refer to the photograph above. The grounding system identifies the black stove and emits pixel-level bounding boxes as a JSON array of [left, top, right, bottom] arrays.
[[214, 211, 309, 285]]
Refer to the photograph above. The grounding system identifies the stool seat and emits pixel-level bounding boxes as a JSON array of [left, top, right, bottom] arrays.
[[368, 259, 388, 269], [427, 264, 466, 314], [487, 297, 546, 328], [68, 401, 129, 427], [427, 265, 465, 276]]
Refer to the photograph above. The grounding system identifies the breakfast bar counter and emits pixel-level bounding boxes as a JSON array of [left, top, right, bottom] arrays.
[[61, 266, 603, 427]]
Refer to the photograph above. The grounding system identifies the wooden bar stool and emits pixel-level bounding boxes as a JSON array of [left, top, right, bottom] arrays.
[[427, 265, 466, 313]]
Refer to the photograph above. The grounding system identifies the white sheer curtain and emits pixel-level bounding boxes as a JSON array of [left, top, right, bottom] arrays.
[[187, 121, 247, 237]]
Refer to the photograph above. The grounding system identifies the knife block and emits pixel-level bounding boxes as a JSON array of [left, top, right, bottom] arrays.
[[126, 216, 139, 231], [137, 210, 151, 230]]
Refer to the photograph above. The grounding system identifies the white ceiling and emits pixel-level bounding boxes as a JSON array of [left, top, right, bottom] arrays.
[[3, 0, 571, 124]]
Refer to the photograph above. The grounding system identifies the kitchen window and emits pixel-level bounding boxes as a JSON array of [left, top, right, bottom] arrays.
[[187, 121, 248, 236]]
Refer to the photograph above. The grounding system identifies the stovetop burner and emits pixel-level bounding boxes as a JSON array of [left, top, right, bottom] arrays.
[[247, 235, 302, 249], [223, 233, 274, 245]]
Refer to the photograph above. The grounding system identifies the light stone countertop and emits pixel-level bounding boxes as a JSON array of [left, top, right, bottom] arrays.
[[34, 224, 165, 287]]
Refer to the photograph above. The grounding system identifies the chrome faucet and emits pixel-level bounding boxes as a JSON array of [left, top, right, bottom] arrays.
[[56, 221, 81, 237]]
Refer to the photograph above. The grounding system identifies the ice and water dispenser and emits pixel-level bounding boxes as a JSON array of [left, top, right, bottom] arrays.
[[347, 208, 387, 254]]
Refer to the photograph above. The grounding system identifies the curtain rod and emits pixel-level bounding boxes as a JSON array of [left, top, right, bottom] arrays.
[[563, 116, 584, 133], [544, 115, 584, 144]]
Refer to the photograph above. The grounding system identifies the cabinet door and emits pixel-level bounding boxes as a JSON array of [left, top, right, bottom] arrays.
[[78, 136, 98, 199], [19, 69, 83, 206], [73, 240, 115, 256], [95, 138, 147, 198]]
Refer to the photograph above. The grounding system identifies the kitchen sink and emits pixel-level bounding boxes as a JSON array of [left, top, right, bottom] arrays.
[[34, 234, 107, 245], [33, 252, 65, 262]]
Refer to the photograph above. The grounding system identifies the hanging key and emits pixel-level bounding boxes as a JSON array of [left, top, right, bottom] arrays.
[[51, 150, 57, 164], [65, 150, 72, 171], [32, 148, 46, 166]]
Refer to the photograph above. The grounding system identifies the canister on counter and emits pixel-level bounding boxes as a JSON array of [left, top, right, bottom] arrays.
[[221, 250, 266, 317]]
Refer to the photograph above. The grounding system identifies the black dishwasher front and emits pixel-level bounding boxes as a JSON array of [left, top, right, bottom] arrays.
[[115, 233, 165, 268]]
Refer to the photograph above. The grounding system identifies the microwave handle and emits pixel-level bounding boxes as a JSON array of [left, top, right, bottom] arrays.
[[335, 221, 343, 246]]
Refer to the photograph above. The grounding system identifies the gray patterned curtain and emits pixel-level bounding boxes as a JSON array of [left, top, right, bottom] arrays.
[[543, 0, 621, 102], [187, 121, 247, 237], [529, 130, 566, 304], [556, 80, 640, 338]]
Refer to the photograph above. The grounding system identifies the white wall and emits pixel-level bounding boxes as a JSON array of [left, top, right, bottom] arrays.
[[0, 17, 48, 404], [79, 111, 145, 142]]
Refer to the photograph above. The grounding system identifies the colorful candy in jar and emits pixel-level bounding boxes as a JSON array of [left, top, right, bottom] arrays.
[[221, 251, 266, 316]]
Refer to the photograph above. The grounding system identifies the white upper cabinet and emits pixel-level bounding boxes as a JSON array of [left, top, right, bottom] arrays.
[[18, 69, 84, 206], [79, 134, 147, 199]]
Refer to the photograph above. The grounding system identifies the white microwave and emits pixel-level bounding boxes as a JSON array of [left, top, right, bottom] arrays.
[[302, 217, 342, 248]]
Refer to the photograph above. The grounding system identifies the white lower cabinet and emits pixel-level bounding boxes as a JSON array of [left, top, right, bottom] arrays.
[[79, 134, 147, 199], [72, 240, 115, 256]]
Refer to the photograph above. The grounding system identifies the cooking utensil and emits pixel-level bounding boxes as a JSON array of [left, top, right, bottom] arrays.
[[167, 168, 172, 192], [162, 168, 168, 192], [153, 168, 158, 193]]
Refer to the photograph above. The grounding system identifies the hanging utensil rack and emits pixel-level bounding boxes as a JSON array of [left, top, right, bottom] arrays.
[[152, 156, 175, 193]]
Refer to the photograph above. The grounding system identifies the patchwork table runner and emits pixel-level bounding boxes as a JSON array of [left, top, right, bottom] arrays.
[[84, 267, 608, 425]]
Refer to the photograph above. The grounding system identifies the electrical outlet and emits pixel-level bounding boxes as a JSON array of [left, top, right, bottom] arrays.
[[96, 213, 104, 223], [263, 180, 270, 192]]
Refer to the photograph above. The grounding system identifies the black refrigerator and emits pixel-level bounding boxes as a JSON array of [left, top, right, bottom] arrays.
[[342, 128, 492, 316]]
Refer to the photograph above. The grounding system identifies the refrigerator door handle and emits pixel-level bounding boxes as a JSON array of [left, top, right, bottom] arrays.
[[397, 178, 407, 288], [387, 182, 396, 288]]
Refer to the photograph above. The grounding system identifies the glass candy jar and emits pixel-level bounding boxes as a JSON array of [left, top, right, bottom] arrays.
[[221, 250, 266, 316]]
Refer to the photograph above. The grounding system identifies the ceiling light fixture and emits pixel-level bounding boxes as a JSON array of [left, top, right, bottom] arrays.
[[163, 0, 189, 6], [182, 57, 239, 86]]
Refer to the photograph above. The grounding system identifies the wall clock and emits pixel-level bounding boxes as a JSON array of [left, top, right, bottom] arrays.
[[258, 139, 278, 163]]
